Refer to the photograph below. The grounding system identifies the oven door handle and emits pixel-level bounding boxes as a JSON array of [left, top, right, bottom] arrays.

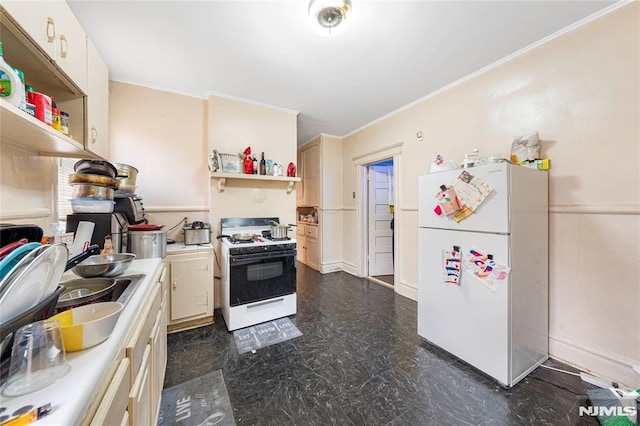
[[246, 298, 285, 309], [230, 250, 295, 264]]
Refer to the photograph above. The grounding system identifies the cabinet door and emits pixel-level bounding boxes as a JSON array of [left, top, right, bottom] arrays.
[[297, 235, 307, 264], [90, 358, 130, 426], [128, 345, 151, 426], [3, 1, 87, 91], [302, 145, 320, 206], [149, 310, 165, 425], [306, 237, 319, 270], [170, 253, 212, 321], [296, 151, 303, 205], [2, 1, 57, 59], [86, 38, 109, 158], [51, 1, 87, 91]]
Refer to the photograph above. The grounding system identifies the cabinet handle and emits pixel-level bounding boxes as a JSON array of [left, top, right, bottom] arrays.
[[59, 34, 68, 58], [173, 280, 177, 290], [90, 126, 98, 143], [46, 17, 55, 43]]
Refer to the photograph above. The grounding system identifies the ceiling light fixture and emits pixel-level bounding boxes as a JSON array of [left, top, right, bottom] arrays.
[[308, 0, 353, 37]]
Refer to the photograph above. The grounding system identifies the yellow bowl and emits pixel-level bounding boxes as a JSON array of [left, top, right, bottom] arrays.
[[48, 302, 123, 352]]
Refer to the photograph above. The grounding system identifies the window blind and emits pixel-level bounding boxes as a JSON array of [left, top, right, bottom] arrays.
[[57, 158, 75, 221]]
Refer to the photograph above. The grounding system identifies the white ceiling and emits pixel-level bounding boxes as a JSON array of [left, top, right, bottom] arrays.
[[68, 0, 617, 145]]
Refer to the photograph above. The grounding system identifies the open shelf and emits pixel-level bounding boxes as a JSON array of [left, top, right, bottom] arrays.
[[1, 97, 92, 157], [210, 172, 301, 193]]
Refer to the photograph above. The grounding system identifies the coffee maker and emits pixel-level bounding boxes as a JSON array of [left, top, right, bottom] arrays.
[[66, 213, 128, 253]]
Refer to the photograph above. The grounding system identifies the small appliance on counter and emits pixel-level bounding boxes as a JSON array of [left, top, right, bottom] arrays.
[[66, 213, 128, 253], [114, 195, 146, 225], [183, 221, 212, 245]]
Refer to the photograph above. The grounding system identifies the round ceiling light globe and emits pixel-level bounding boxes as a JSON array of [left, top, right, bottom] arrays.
[[308, 0, 353, 37]]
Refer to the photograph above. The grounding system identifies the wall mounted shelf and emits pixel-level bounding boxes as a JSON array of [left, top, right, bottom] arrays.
[[210, 172, 301, 193]]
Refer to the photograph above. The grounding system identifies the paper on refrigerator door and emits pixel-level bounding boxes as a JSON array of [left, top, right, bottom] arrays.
[[442, 248, 461, 285], [453, 170, 493, 212], [462, 247, 510, 291]]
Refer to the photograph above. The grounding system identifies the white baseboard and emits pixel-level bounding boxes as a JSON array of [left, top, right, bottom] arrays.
[[341, 261, 358, 277], [549, 333, 640, 388], [320, 261, 343, 274], [398, 280, 417, 301]]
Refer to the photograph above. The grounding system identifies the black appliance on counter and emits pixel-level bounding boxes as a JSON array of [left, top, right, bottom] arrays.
[[66, 213, 128, 253], [114, 195, 146, 225]]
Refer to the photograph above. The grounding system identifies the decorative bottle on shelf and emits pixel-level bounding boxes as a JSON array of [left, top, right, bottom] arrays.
[[252, 156, 258, 174], [244, 155, 253, 174], [259, 152, 266, 175]]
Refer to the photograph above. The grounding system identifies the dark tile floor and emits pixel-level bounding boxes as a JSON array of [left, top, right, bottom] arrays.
[[165, 264, 601, 425]]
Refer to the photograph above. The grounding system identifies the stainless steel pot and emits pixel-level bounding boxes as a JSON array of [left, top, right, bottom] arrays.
[[128, 229, 167, 259], [269, 221, 294, 239], [115, 163, 138, 187]]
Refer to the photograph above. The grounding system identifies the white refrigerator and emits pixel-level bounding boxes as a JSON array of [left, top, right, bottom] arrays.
[[417, 162, 548, 387]]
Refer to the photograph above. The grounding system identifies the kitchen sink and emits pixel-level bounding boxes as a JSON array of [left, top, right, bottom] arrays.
[[109, 274, 145, 308]]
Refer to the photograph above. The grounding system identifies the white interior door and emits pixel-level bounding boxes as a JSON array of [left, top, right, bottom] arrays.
[[368, 165, 393, 276]]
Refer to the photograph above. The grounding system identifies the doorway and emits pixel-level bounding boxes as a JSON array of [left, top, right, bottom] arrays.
[[366, 159, 394, 288]]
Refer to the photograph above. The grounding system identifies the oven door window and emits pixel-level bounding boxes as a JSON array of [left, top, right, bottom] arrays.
[[229, 251, 296, 306]]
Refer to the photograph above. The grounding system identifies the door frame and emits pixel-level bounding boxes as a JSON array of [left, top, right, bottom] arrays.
[[354, 143, 403, 289], [367, 162, 394, 281]]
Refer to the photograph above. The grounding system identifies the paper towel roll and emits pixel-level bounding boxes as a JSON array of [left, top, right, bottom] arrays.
[[71, 221, 95, 256]]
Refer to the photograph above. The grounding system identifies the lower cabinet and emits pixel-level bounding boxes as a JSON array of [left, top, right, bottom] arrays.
[[89, 358, 130, 426], [87, 262, 167, 426], [297, 223, 320, 270], [166, 247, 214, 332]]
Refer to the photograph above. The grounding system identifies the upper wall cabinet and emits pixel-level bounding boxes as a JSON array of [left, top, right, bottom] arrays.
[[86, 38, 109, 159], [0, 2, 108, 159], [2, 0, 88, 92]]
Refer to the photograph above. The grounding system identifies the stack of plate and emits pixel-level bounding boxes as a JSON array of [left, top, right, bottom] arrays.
[[0, 243, 69, 359]]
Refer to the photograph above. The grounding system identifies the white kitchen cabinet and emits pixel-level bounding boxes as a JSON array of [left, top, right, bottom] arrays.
[[0, 1, 112, 159], [85, 38, 109, 158], [2, 0, 88, 92], [166, 247, 214, 332]]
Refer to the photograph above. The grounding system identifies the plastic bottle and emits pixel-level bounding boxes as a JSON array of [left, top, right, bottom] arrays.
[[0, 41, 25, 108], [51, 97, 61, 131], [13, 67, 27, 111]]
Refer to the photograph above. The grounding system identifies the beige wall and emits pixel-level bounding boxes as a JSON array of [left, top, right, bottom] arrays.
[[108, 82, 210, 238], [207, 95, 298, 235], [339, 4, 639, 387], [0, 144, 55, 230]]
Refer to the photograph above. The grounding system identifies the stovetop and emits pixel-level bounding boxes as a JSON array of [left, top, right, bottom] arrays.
[[219, 217, 296, 253]]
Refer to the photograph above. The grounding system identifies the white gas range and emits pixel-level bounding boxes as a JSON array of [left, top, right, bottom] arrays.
[[218, 217, 297, 331]]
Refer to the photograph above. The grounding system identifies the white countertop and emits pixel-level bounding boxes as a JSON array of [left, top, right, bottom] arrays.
[[0, 258, 162, 425], [166, 242, 214, 254]]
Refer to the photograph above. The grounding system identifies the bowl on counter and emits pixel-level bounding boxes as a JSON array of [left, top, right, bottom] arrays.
[[48, 302, 123, 352]]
